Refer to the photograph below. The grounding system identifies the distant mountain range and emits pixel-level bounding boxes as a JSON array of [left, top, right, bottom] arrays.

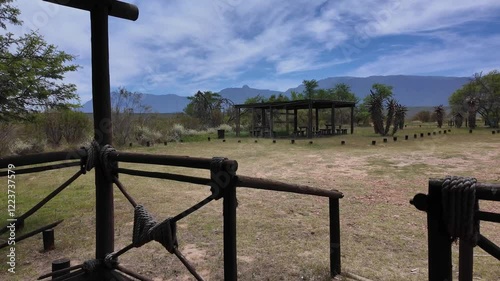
[[81, 75, 469, 113]]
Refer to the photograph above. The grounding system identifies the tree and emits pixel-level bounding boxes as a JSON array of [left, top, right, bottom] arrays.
[[412, 110, 432, 122], [111, 87, 151, 146], [0, 0, 79, 121], [366, 83, 404, 136], [449, 70, 500, 128], [302, 79, 318, 99], [434, 105, 445, 128], [184, 91, 234, 128]]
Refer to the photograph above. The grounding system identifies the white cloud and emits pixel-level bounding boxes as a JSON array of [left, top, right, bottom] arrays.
[[7, 0, 500, 102]]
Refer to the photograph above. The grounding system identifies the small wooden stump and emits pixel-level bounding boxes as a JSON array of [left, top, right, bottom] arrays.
[[208, 137, 211, 141], [414, 134, 417, 139], [420, 133, 424, 138], [164, 141, 167, 146], [129, 142, 133, 147], [341, 140, 345, 145], [223, 139, 226, 142], [146, 141, 150, 147], [273, 140, 276, 143], [469, 129, 473, 133], [428, 132, 431, 136], [43, 229, 55, 251], [238, 140, 241, 143], [372, 140, 376, 145], [52, 258, 70, 279], [383, 138, 387, 143], [448, 129, 451, 132], [291, 139, 295, 144], [180, 140, 184, 143], [309, 141, 313, 144], [405, 135, 409, 140], [254, 140, 258, 143], [443, 131, 447, 134], [439, 131, 441, 134], [492, 131, 496, 135], [393, 136, 397, 142], [433, 132, 436, 135]]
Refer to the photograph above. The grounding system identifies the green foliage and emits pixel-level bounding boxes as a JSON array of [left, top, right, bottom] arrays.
[[184, 91, 234, 128], [367, 83, 404, 136], [302, 79, 318, 99], [0, 1, 79, 121], [412, 110, 432, 122], [449, 70, 500, 128], [33, 109, 91, 146]]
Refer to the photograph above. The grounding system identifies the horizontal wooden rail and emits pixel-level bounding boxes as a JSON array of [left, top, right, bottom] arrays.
[[0, 220, 64, 250], [236, 175, 343, 198], [476, 211, 500, 223], [478, 234, 500, 260], [0, 161, 80, 177], [0, 150, 86, 168], [429, 178, 500, 201], [109, 152, 238, 172], [117, 168, 210, 186]]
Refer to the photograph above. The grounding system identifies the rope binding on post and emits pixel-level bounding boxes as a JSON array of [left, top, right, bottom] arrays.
[[441, 176, 479, 245], [132, 205, 178, 253], [80, 140, 117, 180]]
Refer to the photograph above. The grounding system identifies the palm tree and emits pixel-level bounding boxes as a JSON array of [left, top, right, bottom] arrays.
[[302, 79, 318, 99]]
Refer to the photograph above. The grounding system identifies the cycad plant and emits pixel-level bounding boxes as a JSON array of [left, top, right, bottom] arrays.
[[434, 105, 445, 128]]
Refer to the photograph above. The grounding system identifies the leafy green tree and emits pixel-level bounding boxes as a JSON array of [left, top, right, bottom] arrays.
[[449, 70, 500, 128], [184, 91, 233, 128], [0, 0, 79, 121], [302, 79, 318, 99], [290, 90, 304, 100]]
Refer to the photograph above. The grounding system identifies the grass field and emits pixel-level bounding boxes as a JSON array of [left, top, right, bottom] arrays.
[[1, 126, 499, 281]]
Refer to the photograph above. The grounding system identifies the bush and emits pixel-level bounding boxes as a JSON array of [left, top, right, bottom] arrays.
[[10, 139, 46, 155], [0, 123, 16, 156], [134, 126, 163, 146], [217, 124, 233, 133]]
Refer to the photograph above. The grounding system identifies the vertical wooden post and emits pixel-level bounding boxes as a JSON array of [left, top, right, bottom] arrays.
[[285, 107, 289, 135], [52, 258, 70, 279], [350, 106, 354, 134], [294, 109, 298, 133], [331, 104, 335, 134], [459, 239, 473, 281], [308, 101, 313, 138], [91, 2, 114, 259], [43, 229, 55, 251], [235, 107, 240, 137], [427, 182, 452, 281], [223, 183, 237, 281], [269, 106, 273, 138], [315, 107, 319, 134], [329, 198, 341, 276]]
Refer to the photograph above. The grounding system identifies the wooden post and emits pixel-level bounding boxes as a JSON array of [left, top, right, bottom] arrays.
[[350, 106, 354, 134], [308, 101, 313, 138], [459, 239, 473, 281], [315, 107, 319, 134], [52, 258, 70, 279], [329, 198, 341, 277], [43, 229, 55, 251], [251, 108, 255, 137], [294, 109, 298, 133], [285, 107, 289, 135], [427, 182, 452, 281], [90, 1, 114, 260], [223, 183, 237, 281], [331, 104, 335, 133], [236, 107, 240, 137], [269, 106, 273, 138]]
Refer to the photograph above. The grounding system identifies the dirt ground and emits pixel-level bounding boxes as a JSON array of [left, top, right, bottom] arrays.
[[0, 128, 499, 280]]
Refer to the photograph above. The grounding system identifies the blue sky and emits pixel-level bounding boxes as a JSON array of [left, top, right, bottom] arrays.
[[11, 0, 500, 103]]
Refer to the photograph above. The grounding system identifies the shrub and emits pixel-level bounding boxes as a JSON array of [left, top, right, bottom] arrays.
[[217, 124, 233, 133], [134, 126, 163, 146], [10, 139, 46, 155], [0, 123, 16, 156]]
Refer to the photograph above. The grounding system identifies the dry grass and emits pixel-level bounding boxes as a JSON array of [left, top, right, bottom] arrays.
[[0, 127, 499, 280]]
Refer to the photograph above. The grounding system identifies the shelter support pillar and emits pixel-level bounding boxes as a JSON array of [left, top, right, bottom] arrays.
[[308, 100, 313, 138], [285, 107, 289, 135], [350, 106, 354, 134], [236, 107, 240, 137], [294, 109, 298, 133], [315, 108, 319, 134], [331, 104, 335, 134], [269, 106, 273, 138]]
